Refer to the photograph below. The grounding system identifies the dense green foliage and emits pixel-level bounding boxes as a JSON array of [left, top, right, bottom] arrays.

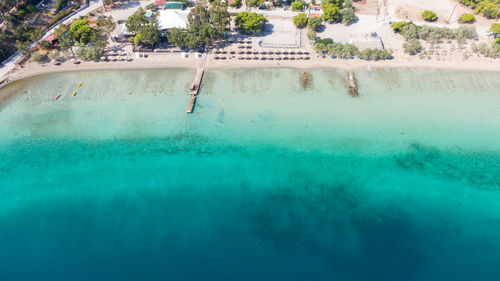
[[291, 1, 305, 11], [40, 40, 52, 50], [421, 10, 437, 21], [307, 17, 322, 31], [403, 39, 422, 55], [69, 18, 95, 45], [391, 21, 478, 43], [321, 4, 340, 22], [293, 13, 308, 28], [307, 30, 317, 40], [358, 48, 393, 60], [167, 3, 230, 48], [30, 51, 47, 62], [320, 0, 355, 24], [55, 0, 68, 12], [490, 22, 500, 34], [313, 38, 393, 60], [246, 0, 264, 7], [459, 13, 476, 22], [340, 7, 355, 24], [126, 8, 160, 47], [235, 11, 267, 34], [460, 0, 499, 19], [230, 0, 241, 7]]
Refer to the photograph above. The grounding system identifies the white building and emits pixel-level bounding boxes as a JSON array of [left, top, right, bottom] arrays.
[[158, 9, 190, 30]]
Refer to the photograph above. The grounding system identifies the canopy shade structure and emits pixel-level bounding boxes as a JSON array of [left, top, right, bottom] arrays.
[[158, 10, 189, 30]]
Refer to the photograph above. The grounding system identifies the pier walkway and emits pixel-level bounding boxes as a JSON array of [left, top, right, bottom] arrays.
[[186, 52, 207, 113]]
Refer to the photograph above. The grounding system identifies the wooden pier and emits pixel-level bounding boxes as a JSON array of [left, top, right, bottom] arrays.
[[186, 52, 207, 113]]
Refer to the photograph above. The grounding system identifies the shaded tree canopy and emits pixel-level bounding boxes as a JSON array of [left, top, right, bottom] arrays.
[[234, 11, 268, 34]]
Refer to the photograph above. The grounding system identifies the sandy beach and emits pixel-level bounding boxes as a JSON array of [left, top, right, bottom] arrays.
[[2, 49, 500, 92]]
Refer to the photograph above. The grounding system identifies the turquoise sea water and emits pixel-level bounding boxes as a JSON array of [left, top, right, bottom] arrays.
[[0, 69, 499, 281]]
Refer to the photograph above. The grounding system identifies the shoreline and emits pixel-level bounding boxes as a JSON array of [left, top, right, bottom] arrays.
[[2, 55, 500, 92]]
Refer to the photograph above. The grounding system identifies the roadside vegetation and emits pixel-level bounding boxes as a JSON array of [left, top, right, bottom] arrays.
[[391, 21, 478, 54], [321, 0, 356, 25], [460, 0, 499, 19], [313, 38, 393, 60], [0, 0, 85, 62]]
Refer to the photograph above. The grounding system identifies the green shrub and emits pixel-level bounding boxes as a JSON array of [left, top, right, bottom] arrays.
[[30, 52, 48, 62], [146, 3, 157, 10], [459, 13, 475, 23], [293, 13, 308, 28], [55, 0, 68, 12], [403, 39, 422, 55], [391, 21, 410, 32], [307, 17, 321, 31], [17, 9, 26, 19], [246, 0, 264, 7], [231, 0, 241, 7], [490, 23, 500, 34], [340, 7, 355, 24], [26, 4, 37, 13], [40, 40, 53, 49], [234, 11, 267, 33], [307, 30, 317, 40], [291, 1, 305, 11], [422, 10, 437, 22]]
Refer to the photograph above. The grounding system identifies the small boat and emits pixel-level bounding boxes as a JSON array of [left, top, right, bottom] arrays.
[[54, 94, 61, 100], [72, 91, 77, 96], [77, 82, 83, 87]]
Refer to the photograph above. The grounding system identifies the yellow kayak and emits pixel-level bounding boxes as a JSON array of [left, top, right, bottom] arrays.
[[72, 91, 77, 96], [77, 82, 83, 88]]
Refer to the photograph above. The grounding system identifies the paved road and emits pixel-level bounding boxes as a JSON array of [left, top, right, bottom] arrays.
[[0, 0, 103, 80]]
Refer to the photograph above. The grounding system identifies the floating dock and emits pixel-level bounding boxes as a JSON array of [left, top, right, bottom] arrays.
[[186, 52, 207, 113]]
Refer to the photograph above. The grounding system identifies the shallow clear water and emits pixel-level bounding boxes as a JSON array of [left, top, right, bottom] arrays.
[[0, 69, 499, 281]]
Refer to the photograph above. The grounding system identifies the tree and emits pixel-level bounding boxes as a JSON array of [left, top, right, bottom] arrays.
[[131, 22, 160, 47], [208, 2, 230, 39], [403, 39, 422, 55], [126, 8, 148, 34], [391, 21, 410, 32], [307, 17, 321, 31], [97, 16, 116, 34], [340, 7, 355, 24], [291, 1, 304, 11], [321, 4, 340, 22], [343, 0, 353, 9], [246, 0, 264, 7], [30, 52, 47, 62], [84, 46, 104, 60], [168, 28, 187, 47], [40, 40, 52, 50], [234, 12, 268, 34], [69, 18, 95, 45], [422, 10, 437, 22], [293, 13, 308, 28], [489, 23, 500, 35], [459, 13, 475, 23]]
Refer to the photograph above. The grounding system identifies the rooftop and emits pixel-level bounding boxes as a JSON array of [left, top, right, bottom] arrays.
[[158, 9, 189, 30]]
